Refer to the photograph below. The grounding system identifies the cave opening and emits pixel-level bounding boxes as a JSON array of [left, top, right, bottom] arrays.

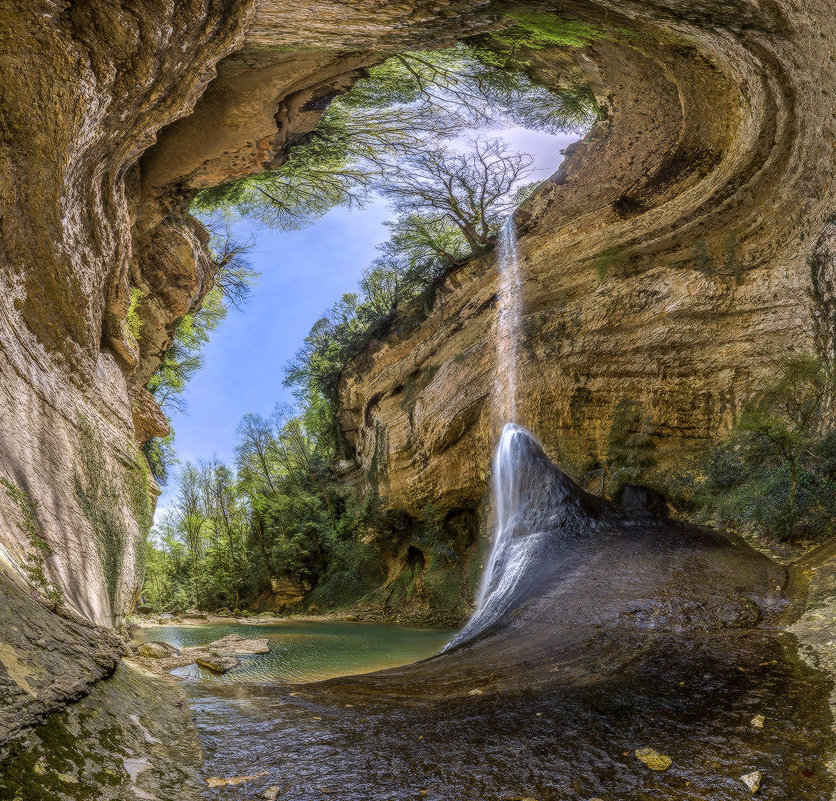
[[140, 36, 597, 624], [5, 2, 836, 800]]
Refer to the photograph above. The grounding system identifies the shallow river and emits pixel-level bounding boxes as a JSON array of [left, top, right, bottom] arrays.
[[136, 623, 834, 801]]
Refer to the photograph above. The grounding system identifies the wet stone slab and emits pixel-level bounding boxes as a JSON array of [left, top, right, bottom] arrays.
[[0, 662, 203, 801], [185, 629, 833, 801]]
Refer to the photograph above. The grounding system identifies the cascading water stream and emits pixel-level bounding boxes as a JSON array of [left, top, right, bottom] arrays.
[[494, 218, 522, 423], [443, 220, 539, 651], [444, 423, 543, 650], [444, 221, 529, 650]]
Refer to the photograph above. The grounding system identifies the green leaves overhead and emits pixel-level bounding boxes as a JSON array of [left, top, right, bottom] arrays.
[[191, 44, 598, 231]]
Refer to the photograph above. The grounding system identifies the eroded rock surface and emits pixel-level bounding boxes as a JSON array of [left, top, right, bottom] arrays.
[[1, 0, 834, 633], [0, 565, 123, 749], [0, 662, 203, 801], [2, 0, 836, 793], [338, 0, 836, 526]]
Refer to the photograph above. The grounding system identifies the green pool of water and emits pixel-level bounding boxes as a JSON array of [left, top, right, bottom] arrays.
[[139, 621, 455, 683]]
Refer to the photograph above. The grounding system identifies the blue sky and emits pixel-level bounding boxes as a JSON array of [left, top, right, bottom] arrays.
[[155, 127, 578, 514]]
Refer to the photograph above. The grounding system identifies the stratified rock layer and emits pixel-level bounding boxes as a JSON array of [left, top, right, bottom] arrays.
[[2, 0, 836, 782], [0, 662, 204, 801], [1, 0, 834, 628], [0, 565, 123, 747]]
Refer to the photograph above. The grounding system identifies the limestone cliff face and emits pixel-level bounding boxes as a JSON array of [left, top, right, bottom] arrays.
[[339, 1, 836, 525], [0, 0, 256, 626], [0, 1, 496, 627]]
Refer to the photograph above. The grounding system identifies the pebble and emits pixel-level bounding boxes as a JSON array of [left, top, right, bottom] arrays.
[[206, 772, 267, 788], [635, 748, 672, 771], [740, 771, 762, 794], [751, 714, 765, 728], [262, 787, 282, 801]]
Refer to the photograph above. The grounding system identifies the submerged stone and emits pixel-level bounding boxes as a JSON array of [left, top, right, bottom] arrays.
[[635, 747, 672, 771], [196, 656, 240, 673], [137, 642, 178, 659], [741, 770, 762, 793], [205, 771, 267, 787], [208, 633, 269, 655]]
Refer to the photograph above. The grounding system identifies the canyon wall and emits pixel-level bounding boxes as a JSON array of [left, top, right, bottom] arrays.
[[0, 0, 495, 628]]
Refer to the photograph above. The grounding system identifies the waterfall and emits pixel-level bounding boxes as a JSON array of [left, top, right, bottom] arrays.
[[494, 218, 522, 424], [475, 423, 527, 608], [444, 423, 542, 650], [442, 220, 534, 652]]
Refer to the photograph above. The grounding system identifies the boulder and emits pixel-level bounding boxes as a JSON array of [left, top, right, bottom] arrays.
[[196, 656, 240, 674], [137, 642, 179, 659], [207, 633, 269, 655]]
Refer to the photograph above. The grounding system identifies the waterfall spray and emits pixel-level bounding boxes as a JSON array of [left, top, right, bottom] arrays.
[[495, 218, 522, 424], [475, 423, 526, 609], [443, 220, 531, 651]]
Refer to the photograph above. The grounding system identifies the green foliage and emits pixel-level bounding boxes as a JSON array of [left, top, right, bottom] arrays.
[[142, 229, 257, 483], [581, 396, 656, 497], [140, 38, 604, 618], [191, 45, 596, 231], [187, 43, 598, 463], [502, 12, 603, 49], [594, 246, 622, 283], [126, 287, 144, 339], [142, 434, 177, 486], [607, 397, 656, 475], [141, 400, 477, 620], [690, 231, 744, 282], [146, 286, 227, 416], [1, 477, 63, 609], [693, 353, 836, 541]]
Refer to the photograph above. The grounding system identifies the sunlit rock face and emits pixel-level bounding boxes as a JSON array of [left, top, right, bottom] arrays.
[[0, 0, 496, 626], [0, 1, 835, 794], [0, 0, 255, 627], [0, 0, 835, 722]]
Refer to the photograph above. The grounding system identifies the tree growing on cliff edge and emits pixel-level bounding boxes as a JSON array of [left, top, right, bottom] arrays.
[[190, 45, 596, 231], [379, 137, 534, 253]]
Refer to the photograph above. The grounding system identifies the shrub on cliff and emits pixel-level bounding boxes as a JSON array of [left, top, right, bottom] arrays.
[[695, 354, 836, 542]]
